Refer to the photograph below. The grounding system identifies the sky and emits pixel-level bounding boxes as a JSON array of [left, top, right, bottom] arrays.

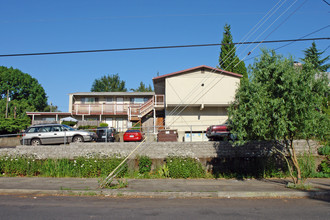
[[0, 0, 329, 112]]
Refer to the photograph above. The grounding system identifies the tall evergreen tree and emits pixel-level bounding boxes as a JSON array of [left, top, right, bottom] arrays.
[[91, 74, 127, 92], [301, 42, 329, 72], [218, 24, 247, 76]]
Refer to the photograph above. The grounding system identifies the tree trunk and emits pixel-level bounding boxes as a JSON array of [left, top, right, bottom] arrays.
[[289, 139, 302, 185]]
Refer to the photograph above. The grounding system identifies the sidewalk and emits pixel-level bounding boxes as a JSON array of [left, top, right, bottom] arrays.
[[0, 177, 329, 199]]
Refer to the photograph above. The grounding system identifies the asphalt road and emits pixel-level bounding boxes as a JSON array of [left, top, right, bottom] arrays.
[[0, 195, 329, 220]]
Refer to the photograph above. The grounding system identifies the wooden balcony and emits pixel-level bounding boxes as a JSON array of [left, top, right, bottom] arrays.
[[72, 103, 141, 116], [72, 95, 165, 119]]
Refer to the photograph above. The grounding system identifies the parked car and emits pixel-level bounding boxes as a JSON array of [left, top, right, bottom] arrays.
[[123, 130, 143, 142], [20, 123, 97, 146], [206, 122, 235, 141], [95, 127, 120, 142]]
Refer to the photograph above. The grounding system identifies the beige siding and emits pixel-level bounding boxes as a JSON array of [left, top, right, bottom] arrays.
[[165, 69, 240, 106], [165, 106, 228, 132], [68, 94, 73, 113]]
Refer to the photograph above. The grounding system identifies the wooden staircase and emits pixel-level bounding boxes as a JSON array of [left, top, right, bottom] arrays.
[[139, 98, 154, 118], [128, 95, 164, 122]]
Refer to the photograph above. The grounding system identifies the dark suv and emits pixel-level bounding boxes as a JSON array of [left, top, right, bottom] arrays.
[[21, 124, 97, 145], [95, 127, 120, 142]]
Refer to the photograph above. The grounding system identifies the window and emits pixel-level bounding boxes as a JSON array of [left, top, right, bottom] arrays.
[[130, 97, 146, 104], [81, 97, 98, 103], [51, 126, 63, 132], [40, 117, 55, 121], [106, 97, 113, 103]]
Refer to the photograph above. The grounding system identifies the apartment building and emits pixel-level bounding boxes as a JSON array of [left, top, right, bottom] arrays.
[[27, 65, 241, 140]]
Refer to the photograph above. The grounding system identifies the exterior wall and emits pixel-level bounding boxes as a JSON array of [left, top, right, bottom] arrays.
[[165, 106, 228, 132], [68, 94, 73, 113], [165, 69, 240, 106], [165, 106, 228, 142]]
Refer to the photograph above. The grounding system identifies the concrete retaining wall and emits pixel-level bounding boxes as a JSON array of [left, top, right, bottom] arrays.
[[0, 137, 20, 147], [0, 140, 320, 160]]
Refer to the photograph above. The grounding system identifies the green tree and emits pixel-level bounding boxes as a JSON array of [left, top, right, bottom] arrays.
[[0, 66, 48, 118], [0, 118, 31, 134], [228, 49, 329, 185], [301, 42, 329, 72], [131, 81, 153, 92], [91, 73, 127, 92], [218, 24, 247, 76]]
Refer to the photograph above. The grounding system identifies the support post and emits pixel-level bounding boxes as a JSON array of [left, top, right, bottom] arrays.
[[153, 108, 156, 134]]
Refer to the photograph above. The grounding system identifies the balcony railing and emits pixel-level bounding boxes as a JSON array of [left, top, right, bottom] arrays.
[[73, 103, 141, 115], [72, 95, 165, 118]]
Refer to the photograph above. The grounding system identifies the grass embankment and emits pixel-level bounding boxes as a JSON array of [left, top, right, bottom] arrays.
[[1, 153, 328, 179]]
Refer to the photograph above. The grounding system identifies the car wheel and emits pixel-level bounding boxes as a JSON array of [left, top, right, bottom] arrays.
[[72, 135, 84, 143], [31, 138, 41, 146]]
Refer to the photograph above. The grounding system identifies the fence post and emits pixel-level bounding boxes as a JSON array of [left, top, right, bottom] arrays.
[[105, 128, 107, 143], [64, 131, 66, 146]]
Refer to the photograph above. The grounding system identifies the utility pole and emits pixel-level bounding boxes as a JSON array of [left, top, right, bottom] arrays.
[[5, 90, 9, 118]]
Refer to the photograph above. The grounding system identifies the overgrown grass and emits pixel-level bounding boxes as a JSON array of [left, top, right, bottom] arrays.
[[166, 156, 206, 178], [318, 145, 330, 156], [0, 155, 127, 178], [0, 154, 328, 179]]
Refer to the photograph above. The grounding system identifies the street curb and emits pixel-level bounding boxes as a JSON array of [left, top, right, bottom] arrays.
[[0, 189, 329, 199]]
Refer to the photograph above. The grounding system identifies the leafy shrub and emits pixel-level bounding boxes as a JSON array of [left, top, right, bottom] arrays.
[[319, 160, 330, 174], [0, 118, 31, 134], [99, 123, 108, 127], [157, 164, 170, 178], [61, 121, 77, 127], [78, 125, 98, 130], [166, 156, 205, 178], [138, 156, 152, 174]]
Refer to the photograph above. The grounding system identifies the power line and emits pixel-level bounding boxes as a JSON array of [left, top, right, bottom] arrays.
[[235, 0, 308, 69], [164, 0, 287, 124], [0, 37, 328, 58], [245, 25, 330, 61], [322, 0, 330, 6], [324, 44, 330, 52]]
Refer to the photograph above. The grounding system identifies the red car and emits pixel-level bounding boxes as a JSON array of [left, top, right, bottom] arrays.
[[206, 122, 234, 141], [123, 130, 143, 142]]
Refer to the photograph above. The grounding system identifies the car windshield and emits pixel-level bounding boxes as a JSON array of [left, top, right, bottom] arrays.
[[126, 130, 139, 133], [62, 124, 75, 131]]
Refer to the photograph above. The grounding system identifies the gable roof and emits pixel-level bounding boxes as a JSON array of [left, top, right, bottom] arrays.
[[153, 65, 242, 82]]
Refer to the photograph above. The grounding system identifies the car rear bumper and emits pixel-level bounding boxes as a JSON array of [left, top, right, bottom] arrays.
[[206, 132, 230, 138]]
